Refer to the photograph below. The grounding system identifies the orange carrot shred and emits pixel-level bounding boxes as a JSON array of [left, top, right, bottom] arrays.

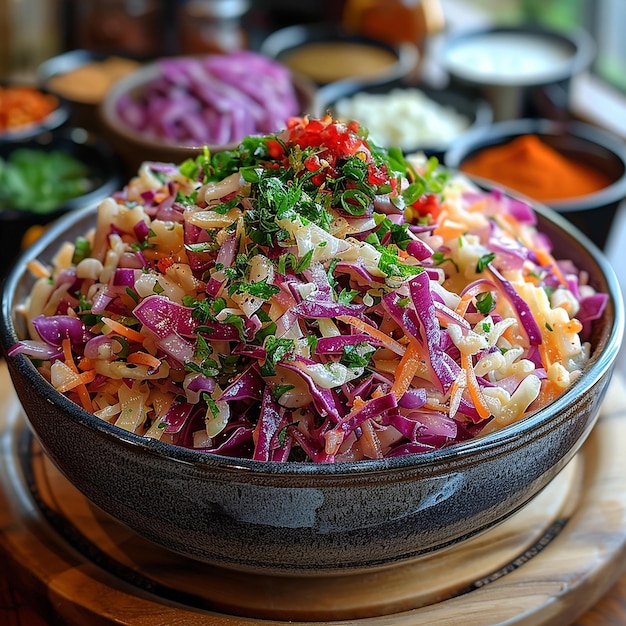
[[337, 315, 405, 356], [101, 317, 146, 343], [127, 351, 162, 369], [391, 339, 421, 400], [461, 352, 490, 420], [61, 338, 93, 411]]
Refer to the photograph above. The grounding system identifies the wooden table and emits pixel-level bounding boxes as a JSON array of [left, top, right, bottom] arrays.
[[1, 359, 626, 625]]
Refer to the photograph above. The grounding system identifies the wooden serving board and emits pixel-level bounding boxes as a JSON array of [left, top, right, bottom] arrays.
[[1, 359, 626, 625]]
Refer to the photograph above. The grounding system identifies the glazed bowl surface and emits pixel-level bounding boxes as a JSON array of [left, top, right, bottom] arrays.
[[0, 187, 622, 577], [444, 118, 626, 250]]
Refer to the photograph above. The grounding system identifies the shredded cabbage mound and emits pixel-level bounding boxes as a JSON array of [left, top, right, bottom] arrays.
[[10, 116, 607, 463]]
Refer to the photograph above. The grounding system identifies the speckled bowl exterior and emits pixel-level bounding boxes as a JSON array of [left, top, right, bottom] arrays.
[[0, 199, 623, 577]]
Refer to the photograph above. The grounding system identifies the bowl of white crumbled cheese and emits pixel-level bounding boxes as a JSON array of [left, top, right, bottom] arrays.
[[317, 79, 492, 158]]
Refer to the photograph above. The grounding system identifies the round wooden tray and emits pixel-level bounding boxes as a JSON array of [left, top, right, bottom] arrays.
[[1, 361, 626, 625]]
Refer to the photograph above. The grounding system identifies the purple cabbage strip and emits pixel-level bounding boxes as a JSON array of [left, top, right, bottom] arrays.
[[133, 295, 196, 338], [31, 315, 89, 348], [487, 264, 543, 345], [253, 387, 284, 461]]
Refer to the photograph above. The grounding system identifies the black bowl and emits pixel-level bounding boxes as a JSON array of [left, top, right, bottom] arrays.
[[438, 24, 595, 121], [444, 118, 626, 250], [0, 185, 622, 577], [260, 22, 419, 87], [0, 128, 124, 274], [317, 79, 493, 159]]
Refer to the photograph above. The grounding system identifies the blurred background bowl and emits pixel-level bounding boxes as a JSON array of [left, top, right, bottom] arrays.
[[98, 52, 317, 175], [37, 49, 141, 133], [260, 22, 419, 86], [438, 24, 595, 121], [0, 127, 123, 275], [317, 78, 492, 160], [444, 118, 626, 250], [0, 81, 69, 142], [0, 190, 622, 578]]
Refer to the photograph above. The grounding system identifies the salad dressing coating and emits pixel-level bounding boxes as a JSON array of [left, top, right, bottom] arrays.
[[10, 116, 606, 463]]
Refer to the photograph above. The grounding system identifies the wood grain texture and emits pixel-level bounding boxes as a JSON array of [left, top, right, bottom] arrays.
[[1, 360, 626, 625]]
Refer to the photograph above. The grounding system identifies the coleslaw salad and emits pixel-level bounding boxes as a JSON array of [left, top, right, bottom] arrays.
[[9, 116, 607, 463]]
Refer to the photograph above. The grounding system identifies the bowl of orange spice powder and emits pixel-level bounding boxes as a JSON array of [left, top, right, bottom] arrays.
[[444, 118, 626, 250]]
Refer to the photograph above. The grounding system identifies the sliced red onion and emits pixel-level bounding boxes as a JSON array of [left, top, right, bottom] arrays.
[[32, 315, 88, 348], [133, 295, 196, 338]]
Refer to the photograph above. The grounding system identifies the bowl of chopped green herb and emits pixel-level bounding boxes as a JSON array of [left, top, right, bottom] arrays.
[[0, 127, 122, 275]]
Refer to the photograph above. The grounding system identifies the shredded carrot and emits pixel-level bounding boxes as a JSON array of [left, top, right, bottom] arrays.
[[62, 338, 78, 373], [530, 379, 564, 411], [391, 339, 422, 400], [432, 221, 466, 241], [467, 198, 489, 214], [337, 315, 405, 356], [26, 259, 50, 279], [499, 212, 568, 287], [447, 374, 464, 418], [127, 351, 162, 369], [351, 396, 367, 411], [0, 85, 58, 131], [101, 317, 146, 343], [423, 402, 450, 414], [61, 338, 93, 411], [77, 357, 95, 371], [461, 352, 491, 420], [538, 338, 561, 371], [455, 291, 476, 318], [532, 247, 568, 286], [56, 369, 97, 393]]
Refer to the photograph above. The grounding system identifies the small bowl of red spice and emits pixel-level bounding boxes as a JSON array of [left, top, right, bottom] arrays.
[[0, 82, 69, 141], [444, 118, 626, 249]]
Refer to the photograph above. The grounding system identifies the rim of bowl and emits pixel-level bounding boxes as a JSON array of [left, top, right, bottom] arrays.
[[1, 193, 623, 477], [439, 24, 596, 88], [259, 22, 420, 87], [443, 117, 626, 212], [0, 126, 124, 221]]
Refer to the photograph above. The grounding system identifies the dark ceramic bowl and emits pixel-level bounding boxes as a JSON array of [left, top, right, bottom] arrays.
[[438, 24, 595, 121], [444, 118, 626, 250], [0, 189, 622, 577], [98, 54, 317, 175], [0, 128, 123, 275], [436, 24, 595, 121], [260, 22, 419, 87], [37, 49, 141, 133], [317, 78, 493, 160]]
